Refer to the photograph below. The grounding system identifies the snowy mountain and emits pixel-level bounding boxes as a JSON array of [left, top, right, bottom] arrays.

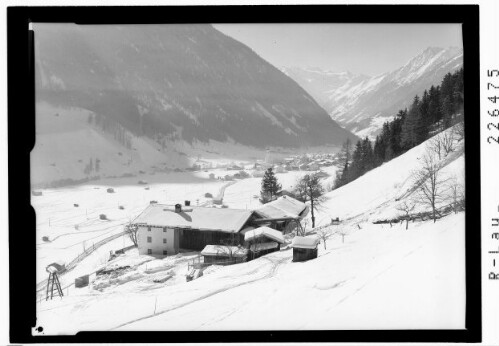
[[282, 47, 463, 138], [34, 24, 356, 149]]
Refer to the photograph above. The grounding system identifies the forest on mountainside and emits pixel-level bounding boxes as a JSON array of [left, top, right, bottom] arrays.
[[334, 68, 464, 189]]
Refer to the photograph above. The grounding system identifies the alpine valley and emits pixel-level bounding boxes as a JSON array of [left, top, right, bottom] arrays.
[[281, 47, 463, 137]]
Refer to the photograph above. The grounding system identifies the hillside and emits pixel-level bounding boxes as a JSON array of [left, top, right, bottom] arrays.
[[33, 23, 357, 149], [282, 47, 463, 137], [36, 127, 465, 333]]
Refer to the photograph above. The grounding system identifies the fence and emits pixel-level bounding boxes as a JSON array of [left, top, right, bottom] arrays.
[[187, 254, 247, 271], [36, 230, 130, 295], [372, 201, 465, 225]]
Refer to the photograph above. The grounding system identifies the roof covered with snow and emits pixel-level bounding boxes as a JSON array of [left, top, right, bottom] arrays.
[[200, 245, 248, 258], [291, 236, 320, 249], [255, 196, 308, 220], [244, 226, 285, 244], [132, 204, 253, 233]]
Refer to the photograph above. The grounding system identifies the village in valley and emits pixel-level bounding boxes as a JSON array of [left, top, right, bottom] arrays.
[[32, 23, 466, 333]]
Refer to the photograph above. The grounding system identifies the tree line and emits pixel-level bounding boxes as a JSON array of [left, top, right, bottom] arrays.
[[335, 68, 464, 189]]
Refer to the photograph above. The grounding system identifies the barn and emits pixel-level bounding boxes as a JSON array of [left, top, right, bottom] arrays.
[[132, 203, 255, 257], [253, 196, 309, 233]]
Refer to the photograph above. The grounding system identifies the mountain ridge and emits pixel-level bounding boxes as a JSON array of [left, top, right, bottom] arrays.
[[281, 46, 463, 137], [34, 23, 358, 149]]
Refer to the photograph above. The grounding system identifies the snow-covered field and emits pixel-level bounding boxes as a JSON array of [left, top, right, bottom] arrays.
[[36, 212, 464, 333], [33, 172, 227, 283], [34, 126, 465, 334]]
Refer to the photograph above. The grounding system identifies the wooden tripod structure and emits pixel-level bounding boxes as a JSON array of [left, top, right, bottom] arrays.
[[46, 266, 64, 300]]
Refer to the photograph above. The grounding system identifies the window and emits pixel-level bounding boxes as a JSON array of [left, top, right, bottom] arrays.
[[147, 226, 151, 232], [147, 249, 152, 255], [163, 238, 167, 244], [147, 236, 152, 243], [163, 250, 167, 256]]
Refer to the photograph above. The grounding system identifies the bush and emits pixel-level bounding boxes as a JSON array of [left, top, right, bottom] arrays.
[[99, 214, 108, 220], [205, 192, 213, 198]]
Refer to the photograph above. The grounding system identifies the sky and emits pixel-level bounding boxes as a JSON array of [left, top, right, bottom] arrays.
[[213, 24, 462, 76]]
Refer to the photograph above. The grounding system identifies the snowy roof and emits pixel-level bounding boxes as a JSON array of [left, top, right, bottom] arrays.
[[291, 236, 320, 249], [201, 245, 248, 258], [132, 204, 253, 233], [255, 196, 308, 220], [250, 241, 279, 252], [244, 226, 285, 244]]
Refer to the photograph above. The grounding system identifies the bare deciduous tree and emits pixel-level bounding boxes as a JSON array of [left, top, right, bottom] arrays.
[[215, 235, 245, 263], [337, 228, 348, 243], [395, 201, 415, 230], [124, 222, 138, 247], [314, 226, 334, 249], [294, 173, 326, 228], [428, 130, 456, 160], [446, 177, 465, 214], [412, 150, 450, 223], [454, 122, 465, 142]]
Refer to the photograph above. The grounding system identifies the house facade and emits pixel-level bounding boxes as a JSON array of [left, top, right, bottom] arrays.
[[133, 203, 256, 257]]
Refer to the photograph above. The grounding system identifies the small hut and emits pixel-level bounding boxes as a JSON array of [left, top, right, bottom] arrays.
[[243, 226, 285, 260], [200, 245, 248, 265], [291, 236, 320, 262], [46, 260, 66, 273]]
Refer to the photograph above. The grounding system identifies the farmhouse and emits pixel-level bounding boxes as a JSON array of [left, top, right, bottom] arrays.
[[253, 196, 308, 232], [133, 203, 256, 257]]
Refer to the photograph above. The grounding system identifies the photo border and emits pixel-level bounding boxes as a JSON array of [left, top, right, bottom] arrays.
[[7, 4, 481, 343]]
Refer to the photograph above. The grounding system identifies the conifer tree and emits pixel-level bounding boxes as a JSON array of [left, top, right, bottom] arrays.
[[401, 95, 421, 149], [260, 168, 281, 203]]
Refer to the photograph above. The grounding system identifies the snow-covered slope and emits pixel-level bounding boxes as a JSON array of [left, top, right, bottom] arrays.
[[35, 127, 465, 334], [315, 125, 465, 225], [282, 47, 463, 137]]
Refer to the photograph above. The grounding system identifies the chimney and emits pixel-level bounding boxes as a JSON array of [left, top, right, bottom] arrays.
[[175, 203, 182, 213], [184, 200, 191, 206]]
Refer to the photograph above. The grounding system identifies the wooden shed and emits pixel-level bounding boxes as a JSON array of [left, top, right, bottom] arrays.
[[291, 236, 320, 262], [243, 226, 285, 260], [200, 245, 248, 265]]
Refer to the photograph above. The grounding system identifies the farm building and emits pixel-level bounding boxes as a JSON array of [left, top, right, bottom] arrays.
[[132, 203, 256, 257], [200, 245, 248, 265], [243, 226, 285, 260], [253, 196, 308, 232], [291, 236, 320, 262]]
